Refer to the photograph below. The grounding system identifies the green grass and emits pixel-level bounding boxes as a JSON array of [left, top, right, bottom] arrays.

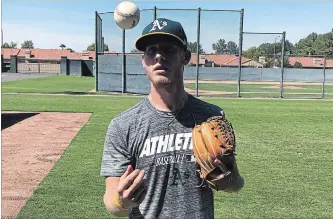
[[185, 83, 333, 99], [1, 75, 95, 94], [2, 75, 333, 99], [2, 94, 141, 219], [2, 93, 333, 219]]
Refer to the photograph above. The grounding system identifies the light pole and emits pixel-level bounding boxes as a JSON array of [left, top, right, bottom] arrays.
[[274, 35, 281, 67]]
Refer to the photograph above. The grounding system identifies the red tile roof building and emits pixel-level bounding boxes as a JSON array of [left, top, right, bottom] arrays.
[[2, 48, 332, 69], [188, 53, 264, 68], [289, 56, 333, 68], [1, 48, 95, 62]]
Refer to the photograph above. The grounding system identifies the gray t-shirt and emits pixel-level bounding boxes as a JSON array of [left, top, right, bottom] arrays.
[[101, 94, 225, 219]]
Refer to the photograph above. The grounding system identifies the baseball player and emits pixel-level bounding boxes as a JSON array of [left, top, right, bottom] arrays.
[[101, 18, 244, 218]]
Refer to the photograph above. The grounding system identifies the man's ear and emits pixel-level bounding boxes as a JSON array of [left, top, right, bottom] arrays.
[[141, 54, 145, 66], [183, 50, 191, 65]]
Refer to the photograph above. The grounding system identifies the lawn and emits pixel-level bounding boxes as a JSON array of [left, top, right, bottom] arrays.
[[184, 83, 333, 99], [2, 76, 333, 218], [3, 75, 333, 99], [1, 75, 96, 94]]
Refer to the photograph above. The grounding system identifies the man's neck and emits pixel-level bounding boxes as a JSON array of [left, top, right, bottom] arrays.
[[148, 83, 188, 112]]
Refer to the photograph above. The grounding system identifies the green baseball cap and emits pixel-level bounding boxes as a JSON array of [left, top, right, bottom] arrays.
[[135, 18, 188, 51]]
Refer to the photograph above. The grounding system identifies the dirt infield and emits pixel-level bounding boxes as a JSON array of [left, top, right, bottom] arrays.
[[184, 88, 233, 95], [262, 85, 305, 90], [1, 112, 92, 219]]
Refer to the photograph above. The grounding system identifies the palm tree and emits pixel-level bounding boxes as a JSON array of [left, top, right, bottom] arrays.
[[59, 44, 66, 50]]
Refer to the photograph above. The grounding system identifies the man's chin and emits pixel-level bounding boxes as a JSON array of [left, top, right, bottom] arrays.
[[151, 76, 172, 86], [152, 79, 172, 87]]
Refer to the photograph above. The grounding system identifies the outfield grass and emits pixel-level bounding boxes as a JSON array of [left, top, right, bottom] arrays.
[[2, 75, 333, 99], [2, 93, 333, 219], [184, 83, 333, 99], [1, 75, 95, 94]]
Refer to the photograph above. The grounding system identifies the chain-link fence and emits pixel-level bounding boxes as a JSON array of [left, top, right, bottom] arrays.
[[240, 32, 285, 98], [96, 9, 154, 93], [95, 7, 333, 99], [96, 7, 243, 96], [283, 55, 333, 99]]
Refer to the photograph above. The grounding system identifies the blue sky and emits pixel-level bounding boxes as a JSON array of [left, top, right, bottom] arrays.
[[2, 1, 332, 53]]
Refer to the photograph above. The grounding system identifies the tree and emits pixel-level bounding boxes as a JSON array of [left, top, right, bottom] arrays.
[[312, 32, 332, 55], [258, 43, 275, 55], [212, 39, 227, 54], [187, 41, 205, 53], [2, 41, 17, 48], [293, 32, 318, 55], [2, 43, 10, 48], [264, 58, 275, 68], [284, 40, 294, 55], [243, 46, 258, 60], [10, 42, 17, 48], [66, 48, 74, 52], [226, 41, 239, 54], [242, 39, 295, 66], [276, 56, 290, 68], [242, 30, 332, 66], [21, 40, 34, 49], [87, 43, 109, 51], [87, 43, 95, 51], [293, 31, 333, 56], [293, 61, 303, 68], [59, 44, 66, 50]]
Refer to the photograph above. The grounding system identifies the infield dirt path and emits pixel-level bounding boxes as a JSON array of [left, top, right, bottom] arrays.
[[1, 112, 91, 219]]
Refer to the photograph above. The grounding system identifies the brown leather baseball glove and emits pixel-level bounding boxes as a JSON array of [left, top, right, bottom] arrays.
[[192, 116, 240, 191]]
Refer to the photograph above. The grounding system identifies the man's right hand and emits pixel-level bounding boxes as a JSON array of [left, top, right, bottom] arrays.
[[115, 165, 147, 210]]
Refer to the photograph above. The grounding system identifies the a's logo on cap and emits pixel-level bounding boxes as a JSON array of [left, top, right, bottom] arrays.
[[149, 20, 168, 32]]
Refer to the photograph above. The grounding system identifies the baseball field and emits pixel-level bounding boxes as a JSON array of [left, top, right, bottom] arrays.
[[3, 75, 333, 99], [2, 75, 333, 219]]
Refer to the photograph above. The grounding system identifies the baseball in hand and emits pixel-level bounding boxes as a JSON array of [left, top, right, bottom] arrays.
[[114, 1, 140, 29]]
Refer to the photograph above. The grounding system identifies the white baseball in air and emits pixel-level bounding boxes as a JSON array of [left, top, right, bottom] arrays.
[[114, 1, 140, 29]]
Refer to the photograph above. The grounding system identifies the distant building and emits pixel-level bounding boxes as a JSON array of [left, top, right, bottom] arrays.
[[1, 48, 96, 62], [188, 53, 264, 68], [288, 56, 333, 69], [1, 48, 96, 73], [2, 48, 332, 73]]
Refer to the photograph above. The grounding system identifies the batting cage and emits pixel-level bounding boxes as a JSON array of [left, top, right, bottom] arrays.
[[282, 55, 333, 99], [95, 7, 333, 99], [95, 7, 244, 97], [240, 31, 286, 98]]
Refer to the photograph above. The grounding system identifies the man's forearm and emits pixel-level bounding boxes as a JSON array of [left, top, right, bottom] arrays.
[[104, 192, 132, 217]]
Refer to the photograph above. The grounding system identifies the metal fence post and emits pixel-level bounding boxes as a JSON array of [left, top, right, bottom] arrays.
[[195, 7, 201, 98], [322, 55, 327, 99], [154, 6, 157, 20], [102, 37, 105, 51], [122, 29, 126, 94], [38, 62, 40, 73], [280, 31, 286, 98], [237, 9, 244, 98], [95, 11, 99, 91]]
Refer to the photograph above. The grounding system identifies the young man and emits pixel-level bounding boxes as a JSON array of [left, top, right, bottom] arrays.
[[101, 18, 244, 219]]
